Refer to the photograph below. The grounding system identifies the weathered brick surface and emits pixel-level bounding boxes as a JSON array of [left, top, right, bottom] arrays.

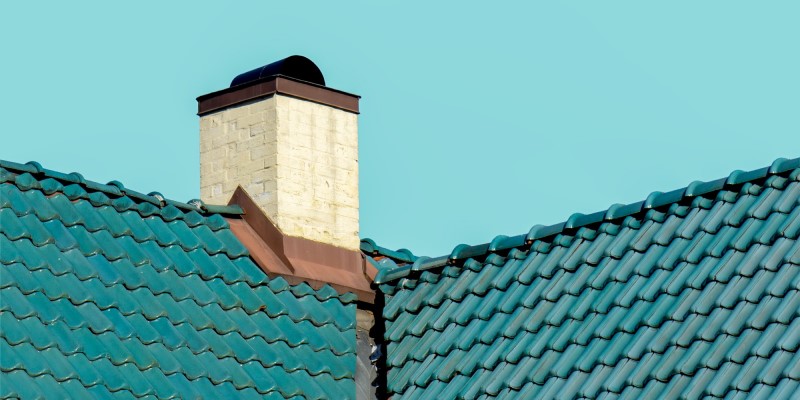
[[200, 95, 359, 250]]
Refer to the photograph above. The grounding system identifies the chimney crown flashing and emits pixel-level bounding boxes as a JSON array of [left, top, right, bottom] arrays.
[[197, 75, 360, 116]]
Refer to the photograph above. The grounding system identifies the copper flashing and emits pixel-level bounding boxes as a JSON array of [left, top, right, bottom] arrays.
[[197, 75, 360, 116], [226, 186, 375, 303]]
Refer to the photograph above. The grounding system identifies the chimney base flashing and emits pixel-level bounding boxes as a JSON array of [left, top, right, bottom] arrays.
[[226, 186, 375, 303]]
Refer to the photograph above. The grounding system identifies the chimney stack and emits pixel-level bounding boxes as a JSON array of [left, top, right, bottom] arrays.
[[197, 56, 360, 250]]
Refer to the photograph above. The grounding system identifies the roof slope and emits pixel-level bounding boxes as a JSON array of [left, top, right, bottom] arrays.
[[0, 160, 358, 399], [370, 158, 800, 399]]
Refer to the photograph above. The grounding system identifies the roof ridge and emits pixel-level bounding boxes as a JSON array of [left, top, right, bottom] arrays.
[[0, 159, 243, 216], [367, 156, 800, 284]]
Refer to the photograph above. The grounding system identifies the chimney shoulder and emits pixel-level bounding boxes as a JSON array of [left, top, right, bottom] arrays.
[[199, 58, 360, 251]]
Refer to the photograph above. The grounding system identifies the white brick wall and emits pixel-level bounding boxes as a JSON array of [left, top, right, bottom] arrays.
[[200, 95, 359, 250]]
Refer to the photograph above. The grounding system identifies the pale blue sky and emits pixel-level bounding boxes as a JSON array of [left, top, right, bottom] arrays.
[[2, 2, 798, 256]]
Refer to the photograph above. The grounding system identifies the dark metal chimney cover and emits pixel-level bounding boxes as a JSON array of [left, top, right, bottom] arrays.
[[230, 55, 325, 87]]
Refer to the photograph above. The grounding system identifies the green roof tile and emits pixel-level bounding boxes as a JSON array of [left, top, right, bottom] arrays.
[[370, 158, 800, 398], [0, 160, 357, 399]]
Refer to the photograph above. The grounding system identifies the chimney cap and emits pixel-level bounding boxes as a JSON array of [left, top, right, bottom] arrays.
[[230, 55, 325, 87]]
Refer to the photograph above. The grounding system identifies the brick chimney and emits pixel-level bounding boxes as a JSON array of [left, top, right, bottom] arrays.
[[197, 56, 360, 250]]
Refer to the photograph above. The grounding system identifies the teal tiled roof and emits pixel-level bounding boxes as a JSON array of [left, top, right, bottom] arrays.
[[0, 160, 358, 399], [370, 158, 800, 399]]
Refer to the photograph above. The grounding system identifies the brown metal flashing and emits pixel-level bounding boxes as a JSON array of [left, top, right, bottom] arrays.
[[226, 187, 375, 303], [197, 75, 360, 116]]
